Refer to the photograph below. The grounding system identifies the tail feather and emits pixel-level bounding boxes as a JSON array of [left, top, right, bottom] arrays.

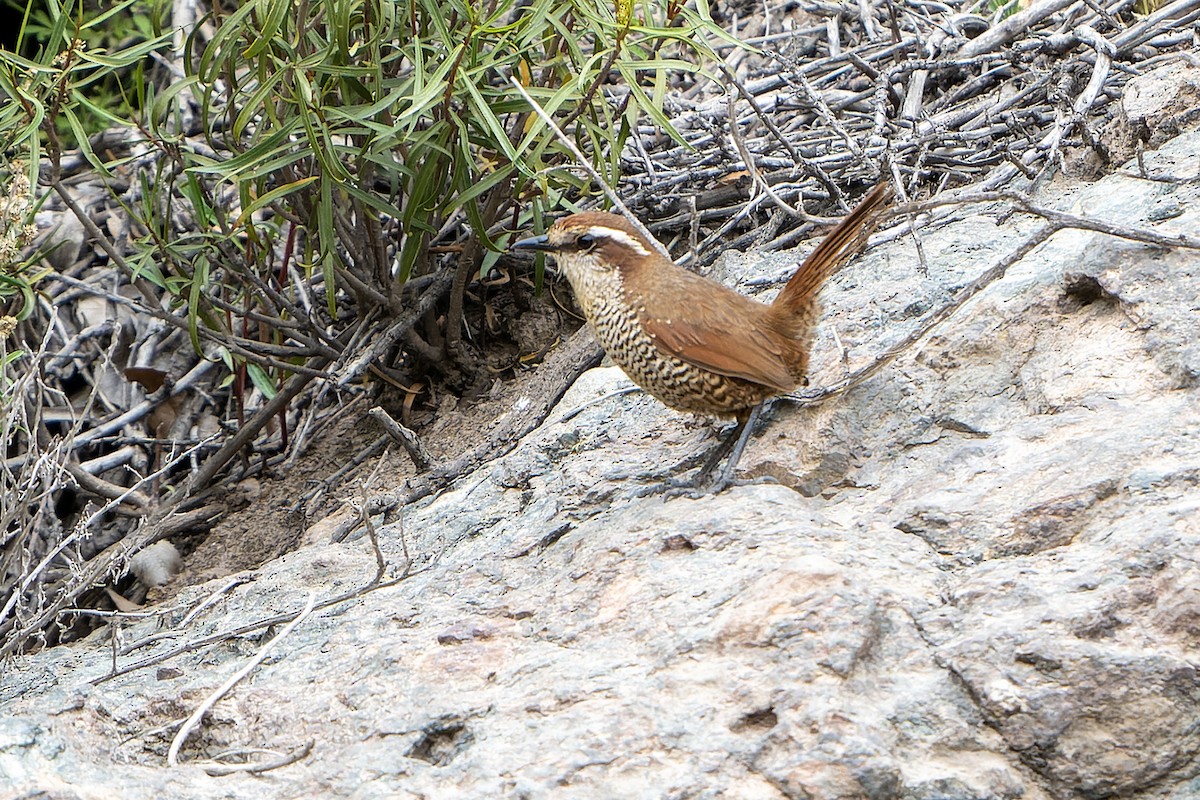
[[771, 182, 893, 319]]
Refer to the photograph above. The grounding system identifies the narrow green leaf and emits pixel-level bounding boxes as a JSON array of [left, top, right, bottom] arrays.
[[246, 362, 279, 399], [0, 274, 35, 322], [243, 0, 290, 59], [318, 175, 338, 316], [235, 176, 320, 228], [187, 126, 300, 176], [461, 77, 517, 163], [233, 68, 289, 139], [457, 164, 514, 208], [340, 181, 404, 220], [47, 0, 74, 49], [60, 106, 112, 176], [197, 0, 265, 78], [187, 257, 210, 355]]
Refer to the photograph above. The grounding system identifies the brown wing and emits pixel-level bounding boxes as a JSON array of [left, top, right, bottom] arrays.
[[635, 267, 800, 392]]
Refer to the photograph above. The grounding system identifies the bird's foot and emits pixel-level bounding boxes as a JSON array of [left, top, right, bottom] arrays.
[[648, 470, 776, 499]]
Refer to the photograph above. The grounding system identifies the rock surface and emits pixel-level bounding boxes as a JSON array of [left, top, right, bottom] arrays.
[[3, 130, 1200, 799]]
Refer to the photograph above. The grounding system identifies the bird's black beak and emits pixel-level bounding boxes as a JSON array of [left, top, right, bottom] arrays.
[[511, 234, 554, 253]]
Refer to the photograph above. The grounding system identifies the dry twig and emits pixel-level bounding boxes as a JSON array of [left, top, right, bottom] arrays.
[[167, 591, 318, 767]]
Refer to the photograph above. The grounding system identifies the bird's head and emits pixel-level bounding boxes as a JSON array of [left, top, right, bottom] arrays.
[[511, 212, 660, 288]]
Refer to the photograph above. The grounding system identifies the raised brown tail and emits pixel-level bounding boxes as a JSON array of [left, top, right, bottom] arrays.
[[770, 181, 894, 320]]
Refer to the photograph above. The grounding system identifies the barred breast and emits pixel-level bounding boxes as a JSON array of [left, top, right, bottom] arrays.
[[583, 288, 774, 417]]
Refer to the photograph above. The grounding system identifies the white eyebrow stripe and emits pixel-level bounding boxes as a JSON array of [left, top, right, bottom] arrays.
[[585, 226, 650, 256]]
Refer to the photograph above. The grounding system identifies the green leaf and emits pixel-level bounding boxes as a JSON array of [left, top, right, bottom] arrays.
[[187, 126, 303, 180], [233, 67, 289, 139], [460, 76, 517, 163], [181, 170, 215, 229], [0, 81, 45, 151], [246, 361, 279, 399], [340, 181, 405, 220], [243, 0, 290, 59], [60, 106, 112, 176], [457, 164, 515, 210], [234, 176, 320, 228], [318, 175, 337, 316], [127, 249, 168, 289], [198, 0, 264, 78], [396, 44, 462, 123], [616, 62, 687, 143], [0, 274, 35, 321], [187, 256, 210, 355]]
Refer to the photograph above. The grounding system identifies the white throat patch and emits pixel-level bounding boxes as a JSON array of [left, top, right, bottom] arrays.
[[585, 225, 650, 257]]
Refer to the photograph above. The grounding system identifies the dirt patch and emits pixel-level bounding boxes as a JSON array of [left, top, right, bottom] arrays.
[[171, 290, 581, 589]]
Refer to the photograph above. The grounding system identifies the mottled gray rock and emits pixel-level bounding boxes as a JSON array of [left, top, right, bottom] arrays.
[[2, 130, 1199, 799], [1120, 61, 1200, 149]]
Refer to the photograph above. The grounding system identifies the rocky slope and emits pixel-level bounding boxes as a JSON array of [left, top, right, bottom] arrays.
[[2, 127, 1199, 799]]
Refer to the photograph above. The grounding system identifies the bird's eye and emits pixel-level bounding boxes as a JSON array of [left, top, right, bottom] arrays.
[[576, 233, 596, 251]]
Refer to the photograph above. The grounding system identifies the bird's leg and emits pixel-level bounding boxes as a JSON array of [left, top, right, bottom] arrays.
[[656, 401, 769, 496], [696, 402, 764, 493]]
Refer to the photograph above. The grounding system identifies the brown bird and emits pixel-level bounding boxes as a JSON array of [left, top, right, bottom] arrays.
[[512, 182, 893, 490]]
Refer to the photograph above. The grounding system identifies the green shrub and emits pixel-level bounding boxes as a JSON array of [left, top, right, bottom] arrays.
[[153, 0, 729, 375], [3, 0, 732, 389]]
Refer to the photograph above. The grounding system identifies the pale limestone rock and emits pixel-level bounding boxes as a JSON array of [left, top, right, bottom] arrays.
[[2, 130, 1199, 800]]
